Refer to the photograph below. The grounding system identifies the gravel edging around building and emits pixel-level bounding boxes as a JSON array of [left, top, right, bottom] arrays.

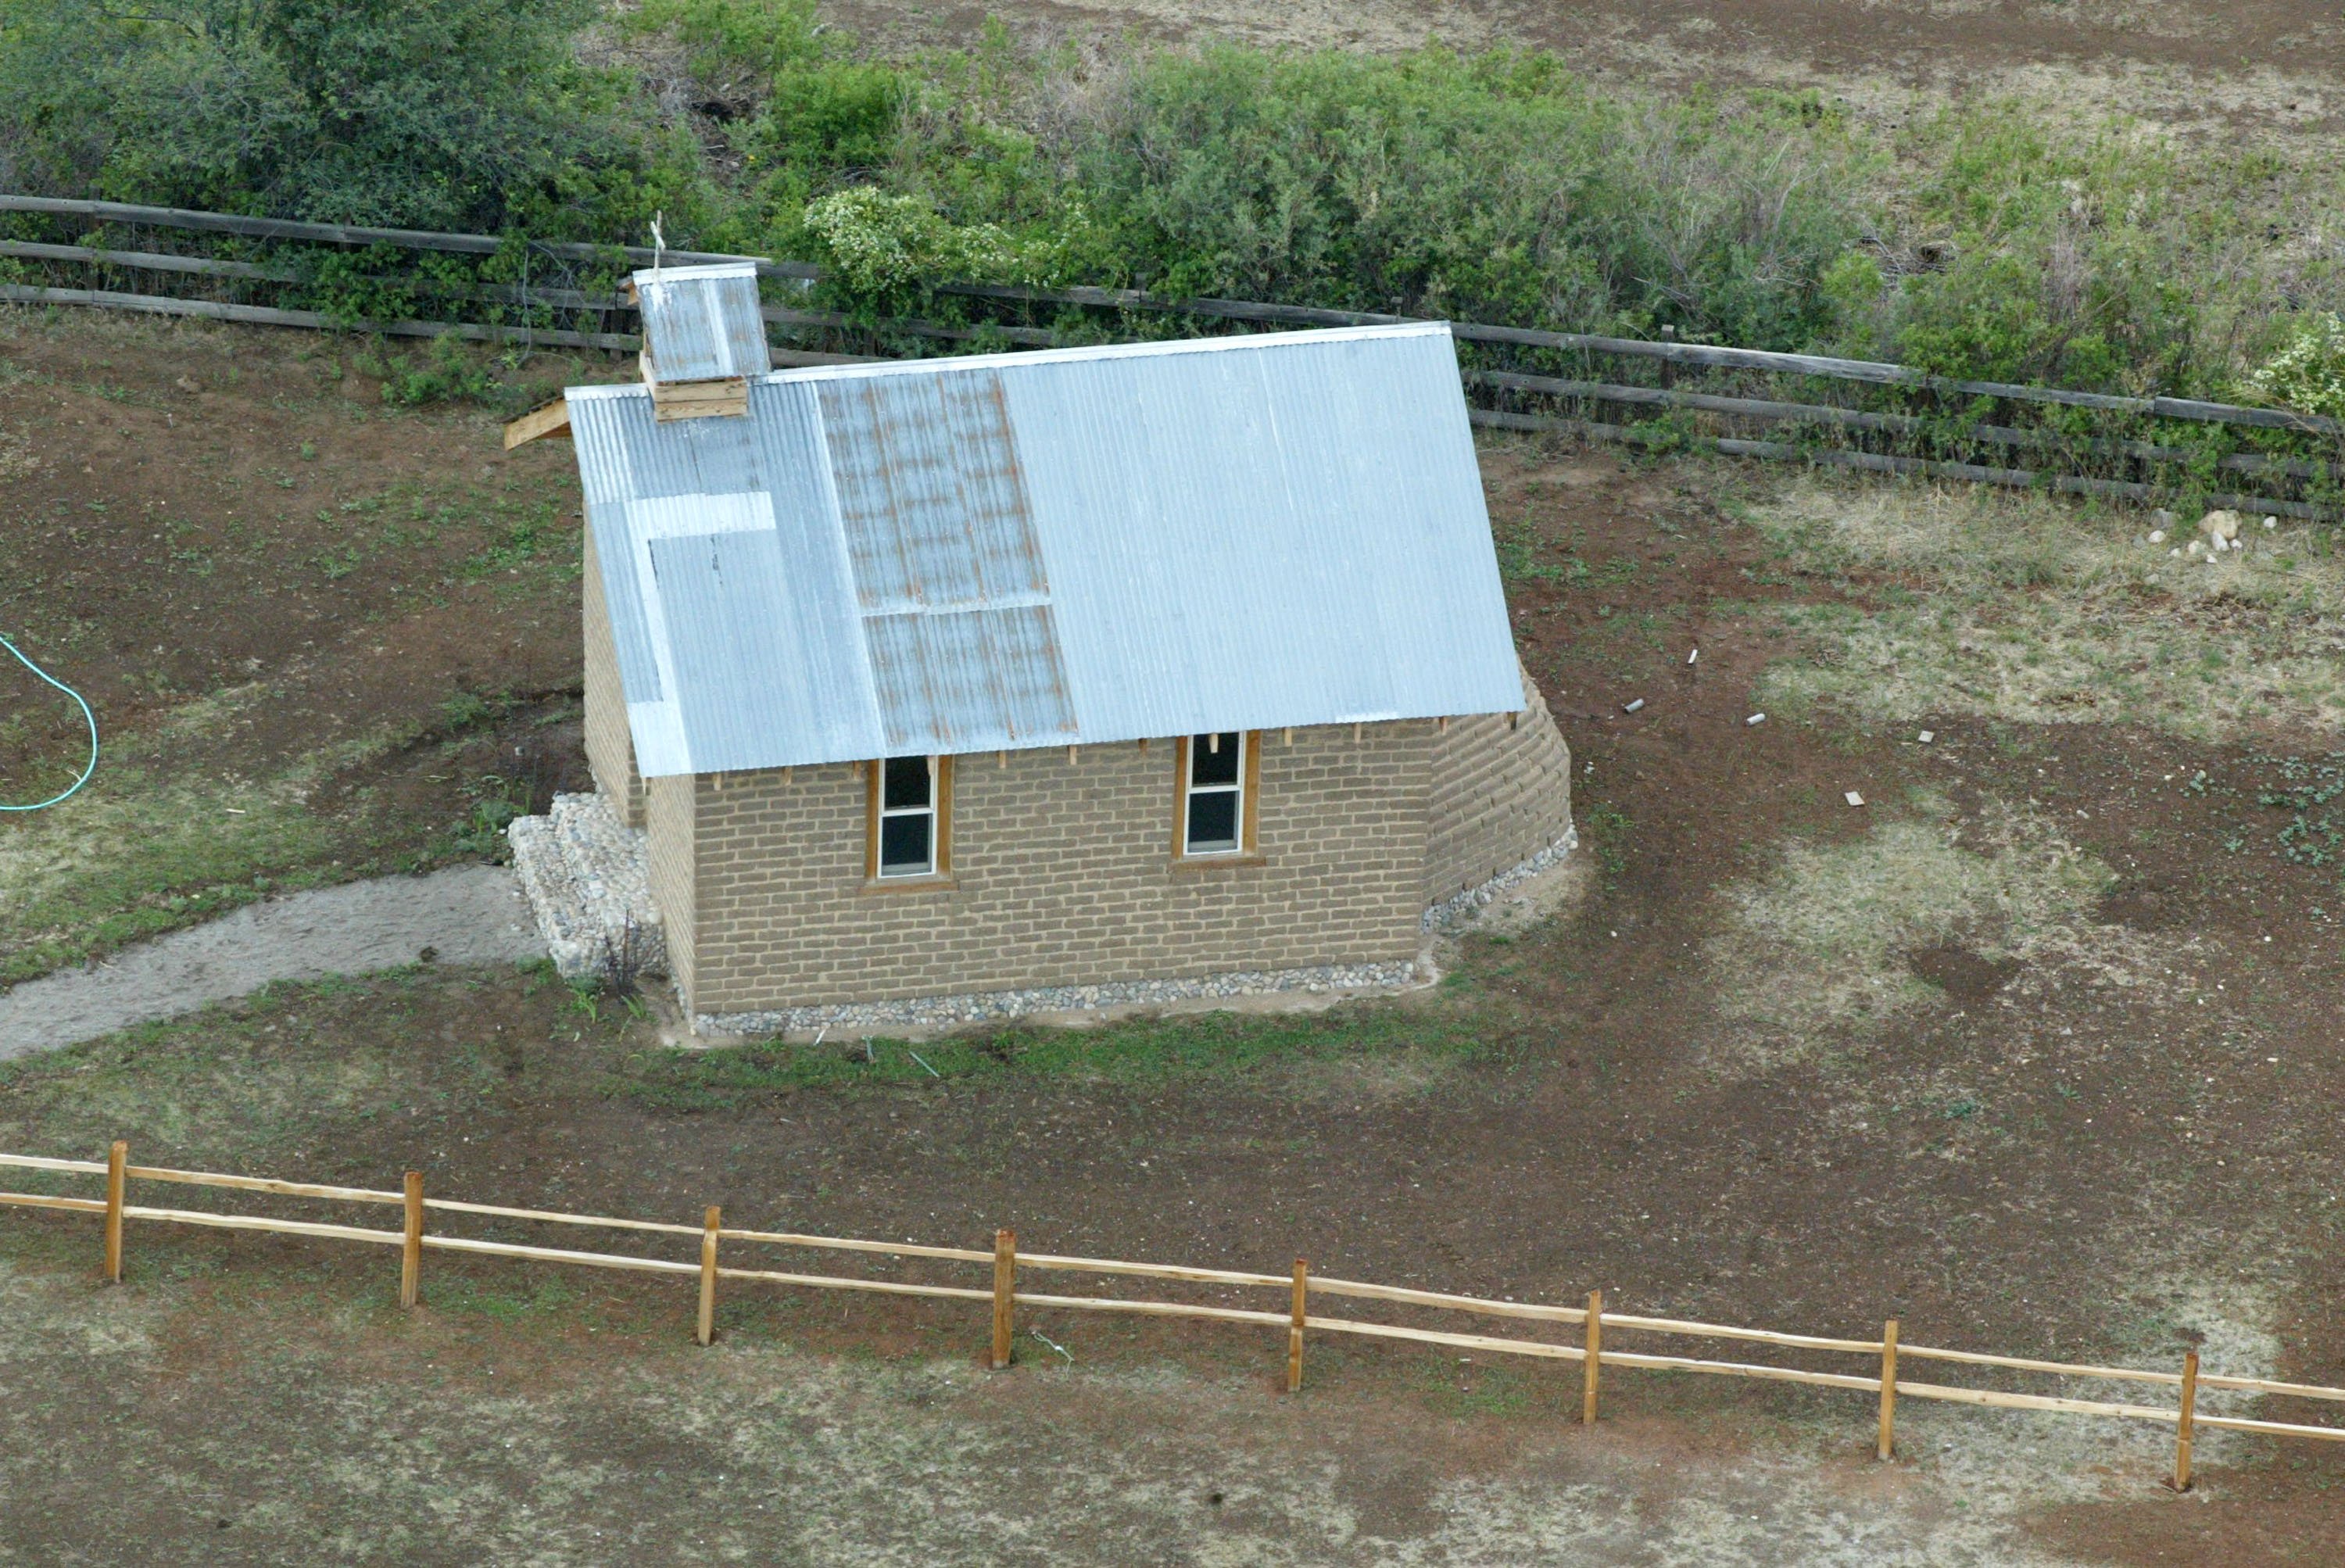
[[1423, 826, 1580, 933], [690, 957, 1427, 1038]]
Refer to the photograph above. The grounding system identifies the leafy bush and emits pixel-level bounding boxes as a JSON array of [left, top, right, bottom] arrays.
[[0, 0, 703, 237], [1838, 112, 2311, 394], [1044, 49, 1870, 345], [2243, 313, 2345, 419], [5, 0, 2340, 396], [803, 188, 1016, 295], [366, 335, 502, 407]]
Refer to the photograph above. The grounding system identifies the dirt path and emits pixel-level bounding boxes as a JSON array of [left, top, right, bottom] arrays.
[[0, 865, 542, 1058]]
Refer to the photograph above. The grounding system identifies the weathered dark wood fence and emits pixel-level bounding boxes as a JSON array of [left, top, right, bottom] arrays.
[[3, 193, 2339, 518]]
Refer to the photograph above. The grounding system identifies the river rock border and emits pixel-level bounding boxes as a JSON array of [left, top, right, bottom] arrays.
[[1421, 825, 1580, 933], [693, 957, 1425, 1037]]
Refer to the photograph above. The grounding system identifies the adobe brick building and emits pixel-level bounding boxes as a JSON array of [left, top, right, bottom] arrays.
[[514, 271, 1572, 1030]]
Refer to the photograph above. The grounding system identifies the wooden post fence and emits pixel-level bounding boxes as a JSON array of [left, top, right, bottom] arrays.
[[1288, 1259, 1308, 1393], [2175, 1349, 2200, 1491], [697, 1206, 721, 1347], [991, 1229, 1015, 1369], [102, 1139, 125, 1284], [1878, 1319, 1899, 1461], [1583, 1289, 1603, 1424], [399, 1171, 423, 1309], [9, 1143, 2345, 1487]]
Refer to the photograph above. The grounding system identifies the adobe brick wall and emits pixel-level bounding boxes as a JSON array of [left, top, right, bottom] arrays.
[[582, 527, 646, 828], [646, 772, 699, 1001], [1425, 664, 1575, 904], [664, 724, 1436, 1014]]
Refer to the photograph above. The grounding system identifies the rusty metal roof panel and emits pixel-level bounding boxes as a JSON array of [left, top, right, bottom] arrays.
[[564, 324, 1521, 776], [632, 261, 772, 383], [818, 371, 1049, 614]]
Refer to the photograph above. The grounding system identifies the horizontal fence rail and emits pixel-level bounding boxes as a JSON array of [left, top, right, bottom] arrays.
[[2, 195, 2339, 519], [3, 1145, 2341, 1491]]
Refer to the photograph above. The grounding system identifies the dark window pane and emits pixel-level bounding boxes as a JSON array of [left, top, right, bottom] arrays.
[[879, 812, 933, 873], [1190, 733, 1241, 787], [1187, 790, 1238, 852], [883, 755, 931, 810]]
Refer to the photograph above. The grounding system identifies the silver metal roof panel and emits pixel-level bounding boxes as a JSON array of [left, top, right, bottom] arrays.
[[633, 261, 771, 383], [566, 323, 1522, 776]]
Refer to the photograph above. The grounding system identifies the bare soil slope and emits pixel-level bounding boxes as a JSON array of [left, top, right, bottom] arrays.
[[830, 0, 2345, 144]]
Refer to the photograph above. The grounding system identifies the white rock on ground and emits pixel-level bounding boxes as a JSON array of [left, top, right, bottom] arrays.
[[0, 865, 544, 1058], [507, 792, 667, 980]]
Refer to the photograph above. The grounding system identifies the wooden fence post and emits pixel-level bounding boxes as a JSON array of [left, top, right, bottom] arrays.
[[2172, 1348, 2200, 1492], [1582, 1289, 1603, 1426], [1287, 1259, 1308, 1393], [991, 1229, 1015, 1369], [102, 1139, 127, 1284], [399, 1171, 423, 1309], [696, 1206, 721, 1347], [1878, 1319, 1899, 1461]]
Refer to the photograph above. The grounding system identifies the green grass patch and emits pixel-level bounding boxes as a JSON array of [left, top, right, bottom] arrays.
[[1748, 478, 2345, 744], [614, 1004, 1484, 1111], [0, 968, 511, 1168]]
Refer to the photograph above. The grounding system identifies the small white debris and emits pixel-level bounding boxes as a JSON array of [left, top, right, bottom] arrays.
[[2168, 547, 2182, 557], [2148, 529, 2167, 544], [1745, 712, 1766, 726], [2188, 539, 2204, 554], [2264, 515, 2279, 529], [1917, 729, 1935, 743], [1845, 791, 1865, 807], [1687, 647, 1699, 665], [1623, 697, 1645, 714]]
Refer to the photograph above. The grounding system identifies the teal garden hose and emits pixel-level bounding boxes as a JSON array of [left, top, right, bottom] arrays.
[[0, 632, 97, 811]]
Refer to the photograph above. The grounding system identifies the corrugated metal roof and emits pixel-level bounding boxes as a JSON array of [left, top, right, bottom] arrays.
[[565, 323, 1522, 777], [633, 262, 770, 383]]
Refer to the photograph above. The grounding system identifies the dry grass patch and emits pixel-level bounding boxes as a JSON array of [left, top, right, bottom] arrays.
[[1749, 478, 2345, 743], [1706, 796, 2121, 1064]]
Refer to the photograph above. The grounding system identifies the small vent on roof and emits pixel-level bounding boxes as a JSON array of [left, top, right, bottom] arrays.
[[628, 261, 769, 423]]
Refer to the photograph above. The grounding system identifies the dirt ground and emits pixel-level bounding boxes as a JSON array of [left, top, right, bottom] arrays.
[[5, 306, 2345, 1561], [828, 0, 2345, 146], [0, 310, 606, 983]]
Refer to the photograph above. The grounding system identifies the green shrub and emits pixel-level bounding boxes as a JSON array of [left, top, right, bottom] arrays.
[[0, 0, 700, 237], [6, 0, 2340, 397], [367, 335, 501, 407], [2243, 313, 2345, 419]]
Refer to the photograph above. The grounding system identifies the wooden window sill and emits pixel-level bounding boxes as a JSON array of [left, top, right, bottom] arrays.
[[861, 873, 958, 894]]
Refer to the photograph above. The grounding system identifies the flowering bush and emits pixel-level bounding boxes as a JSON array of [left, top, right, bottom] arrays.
[[2243, 312, 2345, 419], [802, 187, 1030, 296]]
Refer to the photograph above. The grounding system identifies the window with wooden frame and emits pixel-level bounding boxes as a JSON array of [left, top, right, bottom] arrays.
[[1174, 732, 1258, 859], [867, 755, 951, 881]]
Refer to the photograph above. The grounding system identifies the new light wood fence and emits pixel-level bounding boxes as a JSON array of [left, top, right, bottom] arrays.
[[5, 1144, 2343, 1491], [3, 193, 2339, 520]]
